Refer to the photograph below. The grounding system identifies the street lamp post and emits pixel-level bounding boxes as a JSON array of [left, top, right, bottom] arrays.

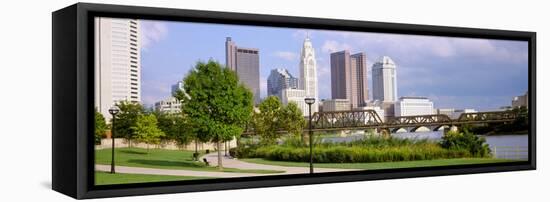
[[304, 97, 315, 174], [108, 106, 120, 174]]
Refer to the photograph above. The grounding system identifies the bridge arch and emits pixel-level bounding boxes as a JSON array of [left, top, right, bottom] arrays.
[[433, 125, 449, 131]]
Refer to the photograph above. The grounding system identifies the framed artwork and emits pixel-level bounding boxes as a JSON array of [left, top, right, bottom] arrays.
[[52, 3, 536, 199]]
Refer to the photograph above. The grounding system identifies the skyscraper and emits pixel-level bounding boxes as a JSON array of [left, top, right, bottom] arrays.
[[299, 36, 319, 115], [330, 51, 350, 100], [225, 37, 260, 104], [94, 17, 141, 119], [351, 52, 368, 106], [267, 68, 299, 97], [372, 56, 397, 102], [171, 81, 184, 96], [330, 50, 368, 108]]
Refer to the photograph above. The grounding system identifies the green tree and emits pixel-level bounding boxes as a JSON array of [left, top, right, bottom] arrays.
[[154, 111, 194, 148], [95, 108, 107, 145], [440, 129, 491, 157], [112, 101, 144, 147], [253, 96, 284, 145], [280, 102, 306, 140], [177, 60, 253, 170], [131, 114, 165, 153]]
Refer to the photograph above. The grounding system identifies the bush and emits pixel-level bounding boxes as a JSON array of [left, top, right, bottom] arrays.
[[240, 143, 472, 163], [235, 134, 488, 163], [439, 130, 491, 158]]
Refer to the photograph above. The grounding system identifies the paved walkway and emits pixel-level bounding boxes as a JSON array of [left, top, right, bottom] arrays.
[[202, 152, 356, 175], [96, 151, 357, 178], [95, 164, 277, 178]]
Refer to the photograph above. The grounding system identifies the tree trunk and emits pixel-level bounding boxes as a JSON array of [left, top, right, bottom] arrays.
[[194, 138, 198, 161], [217, 140, 223, 171]]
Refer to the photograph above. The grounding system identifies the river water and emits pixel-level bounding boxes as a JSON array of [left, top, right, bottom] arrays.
[[322, 131, 528, 160]]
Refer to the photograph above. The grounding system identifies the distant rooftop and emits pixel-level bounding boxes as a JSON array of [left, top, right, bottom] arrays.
[[399, 96, 429, 100]]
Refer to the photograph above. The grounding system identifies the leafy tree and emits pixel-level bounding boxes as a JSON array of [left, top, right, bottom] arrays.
[[112, 101, 144, 147], [131, 114, 165, 153], [440, 129, 491, 157], [154, 111, 194, 147], [177, 60, 253, 170], [280, 102, 306, 140], [253, 96, 284, 145], [94, 108, 107, 145]]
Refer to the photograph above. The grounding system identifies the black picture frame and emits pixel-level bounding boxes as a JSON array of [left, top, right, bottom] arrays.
[[52, 2, 536, 199]]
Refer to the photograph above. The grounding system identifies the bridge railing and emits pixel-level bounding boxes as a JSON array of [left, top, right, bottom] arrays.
[[241, 110, 520, 135]]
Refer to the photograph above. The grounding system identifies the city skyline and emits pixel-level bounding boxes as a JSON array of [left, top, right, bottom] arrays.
[[139, 19, 528, 111]]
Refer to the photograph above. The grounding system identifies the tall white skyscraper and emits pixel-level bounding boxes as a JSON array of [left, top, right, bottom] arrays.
[[372, 56, 397, 102], [299, 36, 319, 115], [171, 81, 184, 96], [94, 17, 141, 119]]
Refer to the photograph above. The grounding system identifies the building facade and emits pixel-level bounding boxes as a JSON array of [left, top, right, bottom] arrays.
[[451, 109, 477, 119], [225, 37, 261, 104], [436, 108, 455, 118], [350, 53, 369, 107], [354, 105, 386, 122], [154, 97, 182, 114], [267, 68, 299, 97], [279, 89, 307, 116], [94, 17, 141, 119], [372, 56, 397, 102], [512, 91, 528, 108], [394, 97, 434, 117], [330, 51, 368, 108], [299, 36, 319, 115], [322, 99, 351, 112]]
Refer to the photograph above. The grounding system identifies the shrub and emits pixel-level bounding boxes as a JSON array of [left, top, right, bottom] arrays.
[[235, 134, 488, 163], [242, 144, 472, 163], [439, 130, 491, 157]]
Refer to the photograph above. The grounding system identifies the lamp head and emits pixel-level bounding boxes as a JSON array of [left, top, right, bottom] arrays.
[[108, 106, 120, 115], [304, 97, 316, 105]]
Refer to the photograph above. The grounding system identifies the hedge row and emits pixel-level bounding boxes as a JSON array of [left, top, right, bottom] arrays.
[[236, 144, 472, 163]]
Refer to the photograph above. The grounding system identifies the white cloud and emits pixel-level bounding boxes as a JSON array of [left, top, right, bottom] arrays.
[[292, 30, 313, 40], [319, 30, 527, 64], [321, 40, 352, 53], [273, 51, 298, 61], [140, 20, 168, 51]]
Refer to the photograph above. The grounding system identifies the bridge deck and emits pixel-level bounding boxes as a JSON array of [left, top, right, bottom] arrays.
[[241, 110, 520, 135]]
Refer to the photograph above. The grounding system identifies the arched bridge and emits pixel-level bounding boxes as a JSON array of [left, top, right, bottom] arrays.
[[242, 110, 520, 135]]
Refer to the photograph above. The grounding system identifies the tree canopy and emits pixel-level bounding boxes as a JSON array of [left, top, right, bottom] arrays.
[[131, 114, 165, 152], [112, 101, 144, 142], [176, 60, 254, 170], [94, 108, 107, 145], [253, 96, 283, 145]]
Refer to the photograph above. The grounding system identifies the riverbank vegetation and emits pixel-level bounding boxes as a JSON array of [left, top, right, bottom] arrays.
[[465, 106, 529, 135], [232, 132, 491, 163]]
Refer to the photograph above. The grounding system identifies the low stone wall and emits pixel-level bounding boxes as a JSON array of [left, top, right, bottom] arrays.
[[95, 138, 237, 151]]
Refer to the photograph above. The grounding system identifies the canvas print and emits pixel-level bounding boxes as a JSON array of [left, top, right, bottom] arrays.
[[93, 17, 529, 185]]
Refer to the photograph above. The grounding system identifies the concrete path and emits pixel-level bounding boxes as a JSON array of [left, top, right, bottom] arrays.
[[95, 152, 357, 178], [202, 152, 357, 175], [95, 164, 278, 178]]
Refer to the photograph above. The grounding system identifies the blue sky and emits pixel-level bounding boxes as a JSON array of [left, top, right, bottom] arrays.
[[140, 20, 528, 111]]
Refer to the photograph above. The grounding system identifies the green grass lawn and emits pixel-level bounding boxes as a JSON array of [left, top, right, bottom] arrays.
[[240, 158, 519, 170], [95, 171, 212, 185], [95, 147, 282, 174]]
